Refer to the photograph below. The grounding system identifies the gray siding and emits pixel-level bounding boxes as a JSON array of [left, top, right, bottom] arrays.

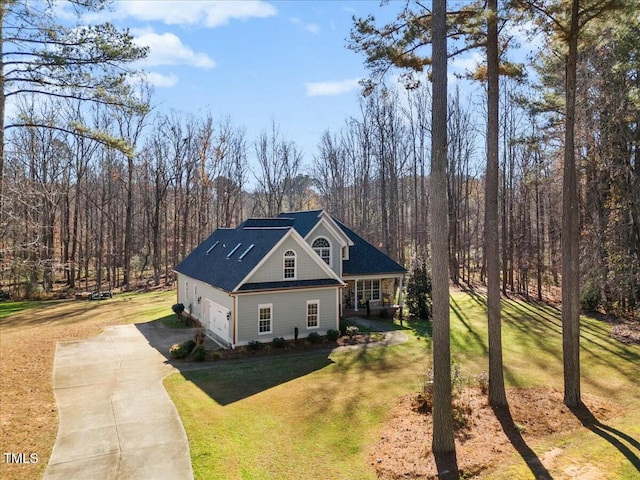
[[177, 273, 234, 343], [306, 222, 343, 275], [235, 287, 339, 346], [246, 236, 330, 284]]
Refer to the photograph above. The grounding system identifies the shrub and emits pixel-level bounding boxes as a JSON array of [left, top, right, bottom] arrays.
[[248, 340, 262, 350], [475, 371, 489, 395], [190, 345, 206, 362], [169, 343, 188, 359], [326, 329, 340, 341], [172, 303, 185, 317], [580, 279, 602, 312], [182, 339, 196, 353], [346, 325, 359, 338], [307, 332, 322, 344], [272, 337, 287, 348]]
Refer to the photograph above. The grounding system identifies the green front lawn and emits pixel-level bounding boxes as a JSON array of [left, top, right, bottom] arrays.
[[165, 291, 640, 480]]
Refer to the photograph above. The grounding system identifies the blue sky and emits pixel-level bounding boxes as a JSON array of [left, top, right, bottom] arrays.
[[74, 0, 405, 163], [60, 1, 538, 167]]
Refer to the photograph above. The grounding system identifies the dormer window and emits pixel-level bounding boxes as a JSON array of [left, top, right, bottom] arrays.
[[312, 238, 330, 265], [283, 250, 296, 279]]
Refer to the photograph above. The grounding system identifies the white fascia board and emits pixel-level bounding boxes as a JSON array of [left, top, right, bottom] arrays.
[[305, 212, 354, 247], [231, 228, 345, 293], [288, 228, 345, 283], [231, 230, 293, 292]]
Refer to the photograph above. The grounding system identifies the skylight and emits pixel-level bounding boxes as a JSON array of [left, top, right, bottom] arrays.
[[238, 244, 254, 260], [206, 241, 219, 255], [226, 243, 242, 258]]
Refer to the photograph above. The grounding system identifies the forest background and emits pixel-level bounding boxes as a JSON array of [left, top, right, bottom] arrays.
[[1, 0, 638, 320]]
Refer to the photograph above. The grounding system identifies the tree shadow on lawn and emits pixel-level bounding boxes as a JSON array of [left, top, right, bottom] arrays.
[[570, 403, 640, 473], [175, 353, 334, 406], [136, 319, 336, 405]]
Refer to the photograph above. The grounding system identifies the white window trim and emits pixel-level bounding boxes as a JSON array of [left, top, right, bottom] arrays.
[[311, 236, 331, 266], [258, 303, 273, 335], [306, 299, 319, 329], [357, 279, 381, 302], [283, 250, 297, 280]]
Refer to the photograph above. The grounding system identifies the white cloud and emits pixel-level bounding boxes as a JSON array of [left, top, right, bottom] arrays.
[[145, 72, 179, 88], [289, 17, 320, 35], [450, 52, 483, 74], [132, 30, 216, 69], [89, 1, 276, 27], [305, 78, 361, 97]]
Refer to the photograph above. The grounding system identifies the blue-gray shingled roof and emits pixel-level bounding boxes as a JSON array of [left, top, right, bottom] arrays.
[[277, 210, 324, 237], [280, 210, 406, 276], [175, 210, 406, 292], [334, 220, 407, 276], [174, 227, 289, 292]]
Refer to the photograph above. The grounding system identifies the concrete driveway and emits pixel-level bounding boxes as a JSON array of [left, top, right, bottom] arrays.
[[43, 322, 195, 480]]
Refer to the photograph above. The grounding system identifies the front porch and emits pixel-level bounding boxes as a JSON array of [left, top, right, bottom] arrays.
[[341, 276, 403, 317]]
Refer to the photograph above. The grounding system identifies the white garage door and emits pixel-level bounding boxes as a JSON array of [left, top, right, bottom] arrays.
[[206, 300, 230, 342]]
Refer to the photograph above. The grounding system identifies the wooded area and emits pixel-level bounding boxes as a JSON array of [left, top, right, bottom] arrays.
[[0, 0, 638, 321]]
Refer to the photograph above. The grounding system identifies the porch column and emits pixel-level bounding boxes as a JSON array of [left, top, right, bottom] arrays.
[[354, 278, 359, 311]]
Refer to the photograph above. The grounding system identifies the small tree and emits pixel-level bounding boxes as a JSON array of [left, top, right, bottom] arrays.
[[406, 255, 433, 320]]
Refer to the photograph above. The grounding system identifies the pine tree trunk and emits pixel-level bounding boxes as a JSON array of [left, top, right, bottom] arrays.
[[562, 0, 581, 408], [486, 0, 507, 407], [430, 0, 456, 457]]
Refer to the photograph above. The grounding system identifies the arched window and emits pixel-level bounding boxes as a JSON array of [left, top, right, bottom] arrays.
[[312, 238, 331, 265], [283, 250, 296, 279]]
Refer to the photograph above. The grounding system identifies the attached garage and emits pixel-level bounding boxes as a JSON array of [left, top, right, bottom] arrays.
[[204, 299, 230, 345]]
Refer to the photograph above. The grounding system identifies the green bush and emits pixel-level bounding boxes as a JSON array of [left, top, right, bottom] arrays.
[[169, 343, 188, 359], [172, 303, 185, 317], [307, 332, 322, 344], [580, 280, 602, 312], [190, 345, 206, 362], [248, 340, 262, 350], [182, 339, 196, 353], [272, 337, 287, 348], [326, 329, 340, 341]]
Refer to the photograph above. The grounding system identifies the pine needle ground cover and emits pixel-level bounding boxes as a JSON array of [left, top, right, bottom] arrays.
[[166, 291, 640, 479]]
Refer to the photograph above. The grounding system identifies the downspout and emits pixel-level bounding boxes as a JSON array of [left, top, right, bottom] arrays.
[[232, 294, 237, 349]]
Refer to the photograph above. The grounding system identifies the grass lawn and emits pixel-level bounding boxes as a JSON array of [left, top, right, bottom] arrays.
[[165, 291, 640, 480], [0, 290, 176, 480]]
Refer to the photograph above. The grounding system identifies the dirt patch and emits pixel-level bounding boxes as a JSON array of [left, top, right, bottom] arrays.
[[369, 388, 621, 479], [610, 320, 640, 345]]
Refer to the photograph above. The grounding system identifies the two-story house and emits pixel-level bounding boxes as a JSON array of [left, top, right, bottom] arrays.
[[174, 210, 406, 347]]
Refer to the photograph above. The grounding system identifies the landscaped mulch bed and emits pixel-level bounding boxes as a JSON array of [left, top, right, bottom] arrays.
[[369, 387, 622, 480]]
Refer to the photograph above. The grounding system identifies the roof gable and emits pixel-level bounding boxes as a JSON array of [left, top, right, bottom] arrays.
[[236, 228, 343, 291], [174, 227, 288, 292]]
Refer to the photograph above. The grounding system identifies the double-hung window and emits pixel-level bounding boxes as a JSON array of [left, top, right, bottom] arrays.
[[258, 304, 272, 334], [283, 250, 296, 279], [307, 300, 319, 328]]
